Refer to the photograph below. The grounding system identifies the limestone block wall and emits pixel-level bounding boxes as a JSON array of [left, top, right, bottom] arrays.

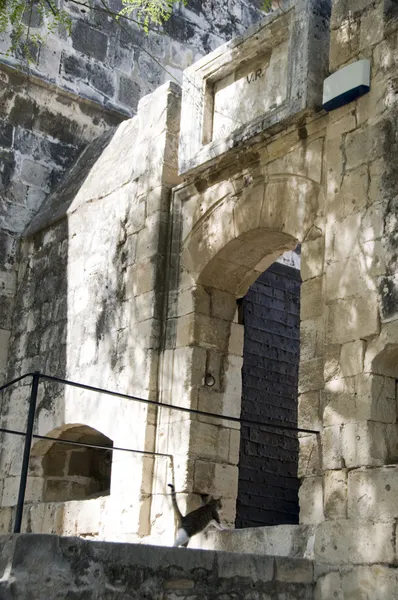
[[0, 0, 263, 390], [147, 1, 332, 540], [0, 81, 181, 541], [2, 6, 398, 594], [149, 0, 398, 585], [0, 65, 124, 385], [0, 534, 315, 600], [153, 134, 326, 537], [308, 0, 398, 593], [0, 0, 263, 114]]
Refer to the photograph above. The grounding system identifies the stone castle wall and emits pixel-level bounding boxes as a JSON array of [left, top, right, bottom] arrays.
[[0, 0, 263, 113], [0, 65, 125, 385], [0, 534, 315, 600], [1, 0, 398, 597], [0, 80, 182, 543], [2, 79, 180, 536], [0, 0, 263, 386]]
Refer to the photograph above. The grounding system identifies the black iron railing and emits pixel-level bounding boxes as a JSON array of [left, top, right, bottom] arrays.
[[0, 371, 319, 534]]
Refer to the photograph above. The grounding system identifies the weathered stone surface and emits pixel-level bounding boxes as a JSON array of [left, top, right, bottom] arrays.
[[340, 340, 365, 377], [192, 523, 316, 559], [2, 0, 398, 587], [342, 565, 398, 600], [194, 460, 238, 499], [179, 0, 332, 173], [298, 434, 321, 477], [321, 425, 342, 470], [1, 0, 261, 117], [0, 0, 264, 421], [323, 469, 347, 520], [298, 391, 322, 431], [341, 421, 390, 468], [71, 21, 109, 62], [314, 571, 343, 600], [0, 83, 184, 543], [0, 507, 12, 534], [275, 555, 314, 583], [329, 20, 359, 71], [299, 357, 324, 393], [0, 328, 10, 382], [0, 534, 315, 599], [326, 295, 380, 344], [301, 277, 324, 320], [299, 476, 324, 525], [301, 237, 325, 281], [212, 39, 289, 141], [348, 465, 398, 520], [300, 317, 324, 362], [364, 320, 398, 377], [314, 519, 395, 565], [323, 373, 396, 425]]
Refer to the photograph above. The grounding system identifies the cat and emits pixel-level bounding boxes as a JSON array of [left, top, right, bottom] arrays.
[[168, 483, 227, 547]]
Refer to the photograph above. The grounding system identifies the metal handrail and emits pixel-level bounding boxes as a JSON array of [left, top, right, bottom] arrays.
[[40, 372, 319, 435], [0, 371, 320, 533], [0, 372, 35, 393], [0, 426, 172, 459]]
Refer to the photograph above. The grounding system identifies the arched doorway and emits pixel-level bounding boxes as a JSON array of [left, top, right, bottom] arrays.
[[154, 172, 323, 531]]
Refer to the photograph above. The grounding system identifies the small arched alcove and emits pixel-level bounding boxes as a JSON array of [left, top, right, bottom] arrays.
[[31, 424, 113, 502]]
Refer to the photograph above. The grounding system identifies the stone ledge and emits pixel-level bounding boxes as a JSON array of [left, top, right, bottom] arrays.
[[191, 524, 316, 559], [0, 534, 315, 599]]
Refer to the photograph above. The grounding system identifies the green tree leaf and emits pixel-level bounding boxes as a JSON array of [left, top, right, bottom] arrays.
[[0, 0, 72, 63]]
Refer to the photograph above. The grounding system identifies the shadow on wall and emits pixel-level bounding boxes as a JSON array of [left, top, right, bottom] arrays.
[[0, 217, 70, 521], [310, 97, 398, 567]]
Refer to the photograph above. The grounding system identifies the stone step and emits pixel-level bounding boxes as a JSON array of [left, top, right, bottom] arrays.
[[0, 533, 314, 599], [191, 523, 316, 559]]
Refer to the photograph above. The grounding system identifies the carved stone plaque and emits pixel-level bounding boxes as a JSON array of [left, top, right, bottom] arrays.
[[212, 43, 288, 141], [179, 0, 332, 174]]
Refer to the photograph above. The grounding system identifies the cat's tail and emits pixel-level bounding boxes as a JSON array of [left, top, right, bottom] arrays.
[[168, 483, 183, 522]]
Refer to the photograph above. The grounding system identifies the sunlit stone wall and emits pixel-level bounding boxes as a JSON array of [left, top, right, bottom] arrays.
[[0, 82, 181, 544], [2, 2, 398, 596], [157, 0, 398, 595]]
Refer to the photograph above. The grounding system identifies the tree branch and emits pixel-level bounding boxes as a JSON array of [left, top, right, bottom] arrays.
[[44, 0, 57, 16]]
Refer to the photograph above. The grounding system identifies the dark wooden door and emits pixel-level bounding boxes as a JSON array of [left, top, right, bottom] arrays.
[[235, 261, 301, 528]]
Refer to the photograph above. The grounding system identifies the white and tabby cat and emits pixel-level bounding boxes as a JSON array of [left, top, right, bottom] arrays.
[[168, 483, 227, 547]]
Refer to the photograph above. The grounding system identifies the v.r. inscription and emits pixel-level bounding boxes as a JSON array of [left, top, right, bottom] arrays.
[[246, 67, 266, 84]]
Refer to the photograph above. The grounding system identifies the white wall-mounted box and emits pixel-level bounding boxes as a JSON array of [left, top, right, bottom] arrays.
[[322, 59, 371, 112]]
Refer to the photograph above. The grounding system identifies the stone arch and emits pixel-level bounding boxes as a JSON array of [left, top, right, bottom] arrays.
[[181, 174, 321, 285], [198, 229, 297, 297], [154, 172, 324, 532], [30, 424, 113, 502]]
